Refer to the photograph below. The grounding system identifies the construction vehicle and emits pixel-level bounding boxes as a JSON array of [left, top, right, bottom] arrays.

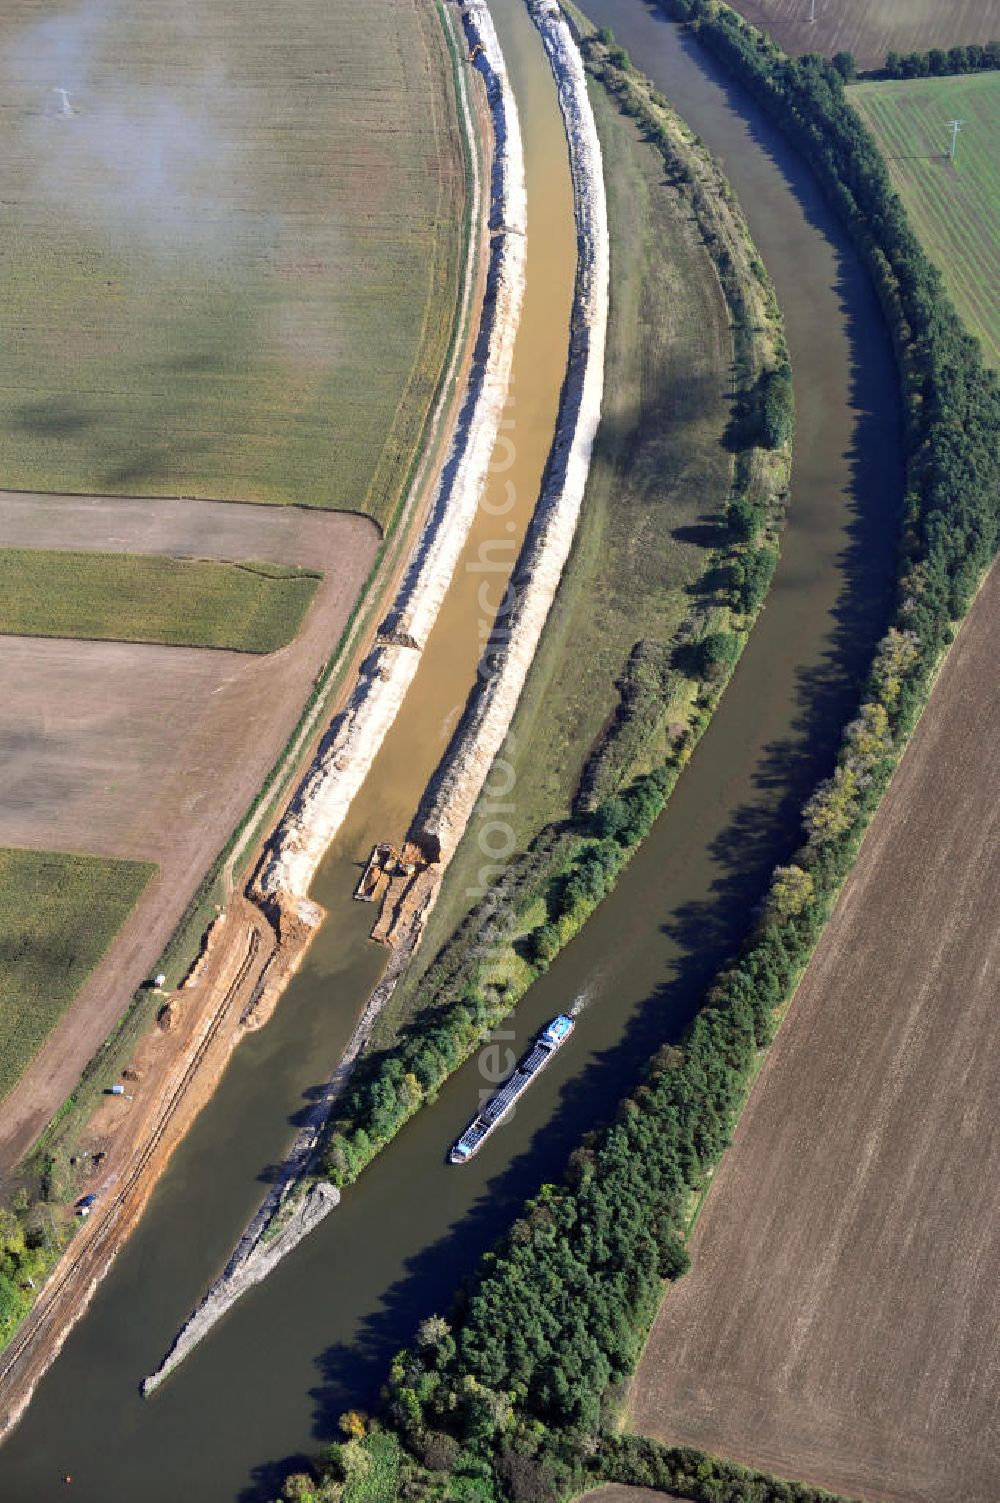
[[468, 42, 484, 63]]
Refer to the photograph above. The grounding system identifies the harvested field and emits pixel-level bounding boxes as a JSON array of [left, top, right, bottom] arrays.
[[0, 500, 378, 1166], [0, 0, 465, 522], [578, 1491, 682, 1503], [725, 0, 1000, 72], [0, 550, 320, 652], [0, 849, 153, 1103], [852, 72, 1000, 366], [630, 561, 1000, 1503]]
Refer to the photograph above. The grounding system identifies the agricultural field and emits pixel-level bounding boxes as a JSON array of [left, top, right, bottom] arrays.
[[0, 551, 321, 652], [852, 72, 1000, 365], [726, 0, 1000, 72], [0, 849, 153, 1103], [0, 498, 378, 1164], [629, 564, 1000, 1503], [578, 1492, 681, 1503], [0, 0, 465, 523]]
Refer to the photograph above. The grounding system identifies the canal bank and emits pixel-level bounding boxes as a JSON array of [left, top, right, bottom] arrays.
[[0, 2, 902, 1499]]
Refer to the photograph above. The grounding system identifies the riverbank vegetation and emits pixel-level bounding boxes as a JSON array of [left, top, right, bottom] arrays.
[[850, 71, 1000, 365], [0, 849, 154, 1104], [277, 3, 1000, 1501], [317, 26, 791, 1190], [0, 0, 465, 522], [0, 551, 322, 653]]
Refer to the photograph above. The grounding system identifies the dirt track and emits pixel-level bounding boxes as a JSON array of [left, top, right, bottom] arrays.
[[630, 564, 1000, 1503], [0, 498, 378, 1170], [0, 894, 284, 1440]]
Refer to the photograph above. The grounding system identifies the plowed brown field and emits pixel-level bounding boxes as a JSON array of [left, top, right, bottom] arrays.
[[630, 563, 1000, 1503], [727, 0, 1000, 71], [578, 1490, 682, 1503]]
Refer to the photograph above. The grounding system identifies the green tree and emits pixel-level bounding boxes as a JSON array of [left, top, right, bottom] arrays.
[[726, 495, 764, 543], [527, 923, 560, 966], [696, 630, 740, 682]]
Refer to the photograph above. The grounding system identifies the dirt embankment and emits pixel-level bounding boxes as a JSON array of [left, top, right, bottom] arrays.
[[410, 0, 610, 871], [0, 892, 276, 1440], [252, 0, 527, 913]]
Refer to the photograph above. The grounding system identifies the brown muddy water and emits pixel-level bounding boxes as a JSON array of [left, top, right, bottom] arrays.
[[0, 2, 903, 1499]]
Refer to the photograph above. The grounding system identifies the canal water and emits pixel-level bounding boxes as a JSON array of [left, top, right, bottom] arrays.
[[0, 2, 903, 1499]]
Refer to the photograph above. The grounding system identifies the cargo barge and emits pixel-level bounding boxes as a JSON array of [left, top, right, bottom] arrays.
[[449, 1014, 575, 1163]]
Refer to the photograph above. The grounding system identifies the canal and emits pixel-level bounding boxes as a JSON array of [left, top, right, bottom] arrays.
[[0, 1, 902, 1498]]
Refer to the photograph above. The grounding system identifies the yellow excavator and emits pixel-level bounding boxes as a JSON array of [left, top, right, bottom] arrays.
[[468, 42, 484, 63]]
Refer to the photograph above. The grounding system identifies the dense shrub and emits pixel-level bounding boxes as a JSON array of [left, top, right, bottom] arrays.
[[693, 628, 741, 680], [759, 364, 794, 447]]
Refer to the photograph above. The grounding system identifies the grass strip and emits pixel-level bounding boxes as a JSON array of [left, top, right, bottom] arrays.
[[0, 550, 322, 654], [0, 849, 154, 1105]]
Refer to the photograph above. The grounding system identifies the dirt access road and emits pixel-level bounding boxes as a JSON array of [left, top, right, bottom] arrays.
[[0, 494, 378, 1171], [630, 564, 1000, 1502], [0, 892, 287, 1441]]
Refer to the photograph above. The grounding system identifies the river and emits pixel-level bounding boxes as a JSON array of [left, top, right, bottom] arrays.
[[0, 2, 902, 1499]]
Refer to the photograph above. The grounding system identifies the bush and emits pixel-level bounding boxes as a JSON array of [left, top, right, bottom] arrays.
[[694, 629, 741, 681], [759, 365, 793, 448], [730, 545, 778, 613], [726, 495, 764, 543], [527, 923, 561, 966]]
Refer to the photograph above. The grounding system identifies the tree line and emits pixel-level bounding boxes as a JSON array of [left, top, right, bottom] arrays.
[[349, 5, 999, 1502], [881, 40, 1000, 80]]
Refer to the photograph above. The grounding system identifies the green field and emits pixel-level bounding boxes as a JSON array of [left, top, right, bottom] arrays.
[[0, 551, 321, 652], [0, 849, 154, 1103], [0, 0, 465, 521], [852, 72, 1000, 365]]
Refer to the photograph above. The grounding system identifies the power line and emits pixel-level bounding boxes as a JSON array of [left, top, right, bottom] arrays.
[[946, 118, 966, 163]]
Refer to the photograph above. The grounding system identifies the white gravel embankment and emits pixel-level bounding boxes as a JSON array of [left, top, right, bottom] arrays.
[[414, 0, 610, 866], [253, 2, 526, 909]]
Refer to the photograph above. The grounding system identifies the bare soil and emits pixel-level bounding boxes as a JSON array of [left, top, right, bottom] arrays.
[[577, 1490, 683, 1503], [0, 496, 378, 1169], [629, 564, 1000, 1503], [727, 0, 1000, 71]]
